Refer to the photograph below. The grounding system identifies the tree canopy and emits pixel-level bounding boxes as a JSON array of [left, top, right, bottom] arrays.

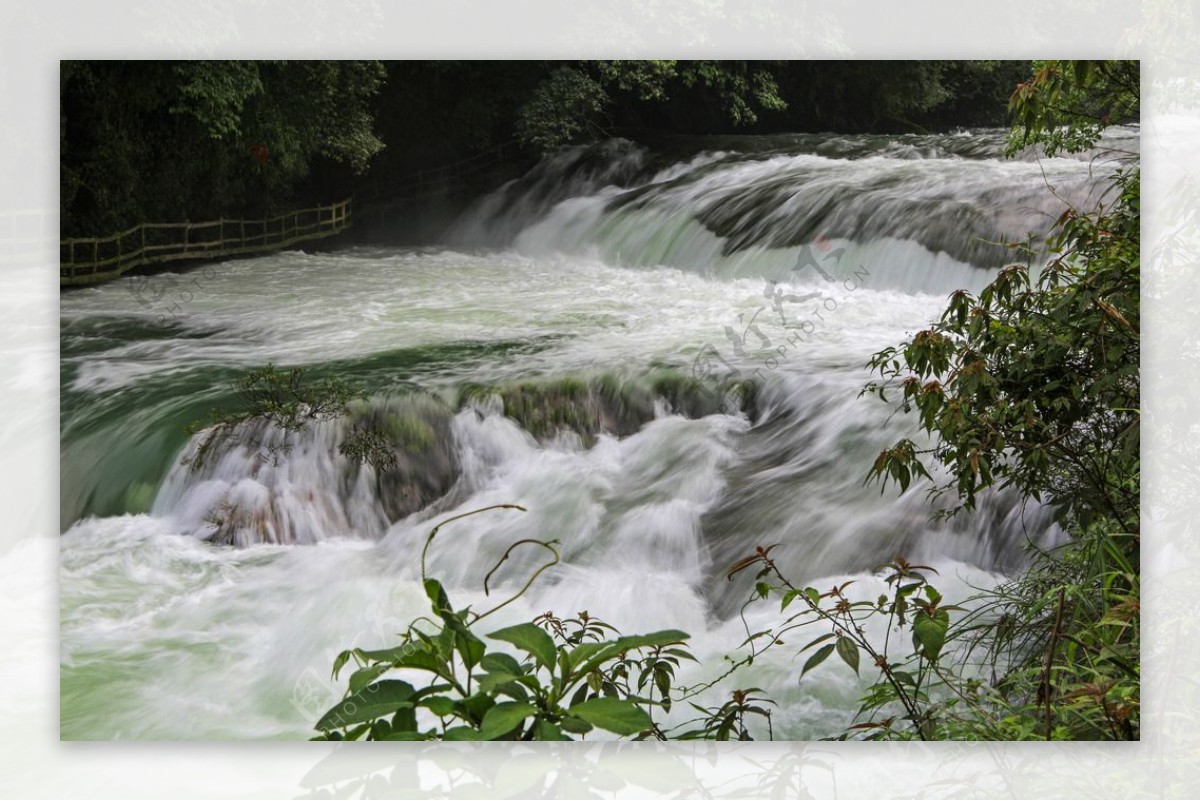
[[60, 60, 1034, 237], [60, 60, 385, 236]]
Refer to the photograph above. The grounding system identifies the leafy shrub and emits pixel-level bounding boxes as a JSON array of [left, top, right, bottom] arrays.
[[312, 506, 699, 741], [185, 363, 395, 471], [855, 59, 1139, 740]]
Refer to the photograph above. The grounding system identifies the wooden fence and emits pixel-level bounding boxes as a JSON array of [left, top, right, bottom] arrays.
[[60, 198, 352, 286]]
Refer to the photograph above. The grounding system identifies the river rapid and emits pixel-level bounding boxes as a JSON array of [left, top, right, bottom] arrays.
[[59, 127, 1135, 739]]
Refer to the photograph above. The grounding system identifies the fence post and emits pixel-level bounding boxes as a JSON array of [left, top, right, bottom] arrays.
[[63, 201, 355, 285]]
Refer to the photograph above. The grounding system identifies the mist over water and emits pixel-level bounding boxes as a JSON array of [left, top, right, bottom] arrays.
[[59, 128, 1127, 739]]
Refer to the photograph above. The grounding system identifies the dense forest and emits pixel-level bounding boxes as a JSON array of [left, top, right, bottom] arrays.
[[60, 60, 1032, 238]]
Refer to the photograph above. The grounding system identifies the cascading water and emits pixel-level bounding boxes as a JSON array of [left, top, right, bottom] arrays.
[[59, 127, 1133, 740]]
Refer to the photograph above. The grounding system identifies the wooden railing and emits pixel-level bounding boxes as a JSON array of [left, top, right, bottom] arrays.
[[60, 198, 352, 286]]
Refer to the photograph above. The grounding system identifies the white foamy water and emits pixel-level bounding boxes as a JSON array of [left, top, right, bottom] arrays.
[[60, 130, 1123, 739]]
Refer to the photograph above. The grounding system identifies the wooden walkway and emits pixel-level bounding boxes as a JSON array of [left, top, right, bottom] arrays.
[[60, 199, 352, 286]]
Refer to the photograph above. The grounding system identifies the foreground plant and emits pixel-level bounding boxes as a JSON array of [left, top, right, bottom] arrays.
[[855, 60, 1139, 740], [725, 547, 983, 741], [312, 506, 1004, 742], [312, 506, 700, 741]]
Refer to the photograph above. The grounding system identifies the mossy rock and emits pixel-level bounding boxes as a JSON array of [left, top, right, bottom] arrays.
[[344, 394, 460, 523], [457, 370, 758, 446], [380, 412, 436, 453]]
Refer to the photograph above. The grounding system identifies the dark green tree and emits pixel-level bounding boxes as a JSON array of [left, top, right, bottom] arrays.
[[862, 60, 1140, 740], [865, 60, 1139, 528], [60, 61, 386, 235], [514, 60, 787, 154]]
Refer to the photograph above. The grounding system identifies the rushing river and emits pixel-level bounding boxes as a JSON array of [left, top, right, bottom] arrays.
[[59, 128, 1135, 740]]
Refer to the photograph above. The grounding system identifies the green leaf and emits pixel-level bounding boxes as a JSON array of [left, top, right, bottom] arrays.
[[835, 637, 860, 676], [487, 623, 558, 670], [424, 578, 451, 610], [912, 608, 950, 661], [460, 692, 495, 723], [480, 652, 524, 675], [559, 715, 593, 734], [572, 630, 690, 678], [800, 643, 835, 679], [534, 719, 572, 741], [479, 701, 536, 740], [377, 730, 424, 741], [442, 726, 484, 741], [492, 680, 531, 703], [331, 649, 355, 679], [608, 630, 690, 651], [315, 680, 415, 731], [348, 663, 391, 694], [566, 641, 611, 673], [421, 696, 455, 717], [341, 723, 371, 741], [569, 697, 652, 736], [456, 631, 486, 671], [798, 632, 836, 654], [427, 582, 453, 618], [392, 644, 454, 677], [477, 671, 530, 693], [356, 643, 414, 662], [391, 702, 417, 733], [654, 669, 671, 700], [781, 589, 801, 610]]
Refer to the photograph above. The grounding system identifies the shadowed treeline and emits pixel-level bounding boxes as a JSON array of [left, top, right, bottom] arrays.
[[60, 60, 1031, 240]]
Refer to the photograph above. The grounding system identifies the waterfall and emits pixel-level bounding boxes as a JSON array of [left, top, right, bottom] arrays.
[[59, 127, 1132, 739]]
